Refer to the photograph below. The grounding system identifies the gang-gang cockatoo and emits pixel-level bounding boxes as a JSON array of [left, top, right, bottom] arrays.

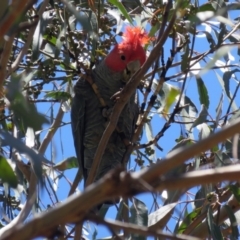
[[71, 26, 150, 201]]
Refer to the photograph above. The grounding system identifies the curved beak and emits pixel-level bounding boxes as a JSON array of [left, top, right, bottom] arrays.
[[123, 60, 141, 82]]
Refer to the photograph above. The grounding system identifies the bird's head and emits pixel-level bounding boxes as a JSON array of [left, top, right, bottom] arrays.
[[105, 26, 151, 73]]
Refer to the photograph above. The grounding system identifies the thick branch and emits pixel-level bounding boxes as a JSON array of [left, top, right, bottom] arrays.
[[156, 164, 240, 190], [137, 118, 240, 185], [2, 117, 240, 240]]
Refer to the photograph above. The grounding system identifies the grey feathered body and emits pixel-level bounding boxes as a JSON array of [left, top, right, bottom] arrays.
[[71, 61, 138, 184]]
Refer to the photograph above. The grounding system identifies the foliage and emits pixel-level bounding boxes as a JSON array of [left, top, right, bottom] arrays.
[[0, 0, 240, 239]]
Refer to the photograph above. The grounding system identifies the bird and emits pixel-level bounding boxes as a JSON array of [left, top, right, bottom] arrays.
[[71, 26, 150, 206]]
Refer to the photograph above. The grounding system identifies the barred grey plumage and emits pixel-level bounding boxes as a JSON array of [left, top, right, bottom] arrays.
[[71, 61, 139, 186]]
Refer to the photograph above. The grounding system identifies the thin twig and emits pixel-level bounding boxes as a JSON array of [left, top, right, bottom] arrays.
[[88, 214, 201, 240], [38, 104, 64, 154]]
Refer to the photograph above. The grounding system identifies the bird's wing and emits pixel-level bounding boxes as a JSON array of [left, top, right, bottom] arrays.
[[71, 92, 87, 181]]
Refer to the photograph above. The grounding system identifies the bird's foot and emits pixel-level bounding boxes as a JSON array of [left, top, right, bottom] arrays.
[[102, 106, 112, 119], [110, 89, 122, 102]]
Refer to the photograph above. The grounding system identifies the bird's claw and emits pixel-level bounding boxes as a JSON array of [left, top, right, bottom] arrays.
[[102, 107, 112, 119], [111, 89, 122, 102]]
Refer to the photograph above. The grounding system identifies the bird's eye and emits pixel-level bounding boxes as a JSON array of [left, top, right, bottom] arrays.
[[121, 55, 126, 61]]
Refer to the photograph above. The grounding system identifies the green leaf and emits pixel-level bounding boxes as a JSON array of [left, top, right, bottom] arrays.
[[149, 24, 159, 38], [215, 72, 238, 111], [229, 109, 240, 123], [215, 93, 224, 128], [195, 187, 206, 209], [152, 80, 180, 119], [108, 0, 133, 25], [0, 131, 43, 186], [43, 34, 57, 45], [191, 105, 208, 130], [32, 10, 54, 62], [214, 152, 232, 167], [177, 208, 202, 233], [169, 138, 194, 153], [181, 44, 190, 72], [144, 121, 155, 159], [148, 202, 177, 230], [63, 2, 94, 32], [7, 73, 49, 132], [0, 156, 18, 188], [196, 77, 209, 109], [202, 31, 216, 49], [53, 157, 78, 171], [130, 198, 148, 240], [229, 184, 240, 203], [115, 199, 125, 222], [121, 0, 142, 11], [200, 45, 236, 75], [223, 69, 240, 99], [207, 207, 223, 240], [44, 91, 71, 101], [162, 85, 180, 117], [180, 95, 198, 137], [197, 3, 216, 12], [223, 205, 239, 239], [198, 123, 211, 140]]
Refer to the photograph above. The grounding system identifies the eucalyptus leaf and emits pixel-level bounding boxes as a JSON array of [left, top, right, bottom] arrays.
[[191, 105, 208, 130], [200, 45, 236, 75], [0, 131, 43, 185], [148, 202, 177, 230], [177, 208, 202, 234], [53, 156, 78, 171], [223, 205, 239, 239], [44, 91, 71, 101], [130, 198, 148, 240], [108, 0, 133, 25], [207, 207, 224, 240], [195, 76, 210, 109], [0, 156, 18, 188], [32, 10, 55, 62]]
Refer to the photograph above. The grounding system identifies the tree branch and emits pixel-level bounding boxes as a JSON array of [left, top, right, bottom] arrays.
[[88, 214, 201, 240], [1, 118, 240, 239], [137, 118, 240, 185]]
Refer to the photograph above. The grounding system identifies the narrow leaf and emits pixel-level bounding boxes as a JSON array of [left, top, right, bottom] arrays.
[[178, 208, 202, 233], [207, 207, 223, 240], [196, 76, 209, 109], [53, 157, 78, 171], [191, 105, 208, 130], [148, 202, 177, 230], [224, 205, 239, 239], [229, 184, 240, 203], [130, 198, 148, 240], [215, 93, 224, 128], [0, 156, 18, 188], [223, 69, 240, 99], [108, 0, 133, 25], [200, 45, 235, 75], [44, 91, 71, 101], [1, 131, 43, 185]]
